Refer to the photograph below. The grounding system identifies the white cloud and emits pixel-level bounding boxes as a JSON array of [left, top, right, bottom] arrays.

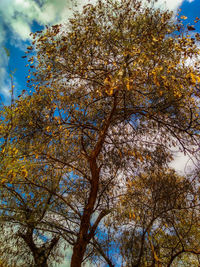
[[15, 0, 31, 8], [12, 20, 31, 41], [1, 85, 11, 98], [170, 152, 194, 174], [0, 60, 8, 86], [0, 48, 11, 102], [156, 0, 184, 11]]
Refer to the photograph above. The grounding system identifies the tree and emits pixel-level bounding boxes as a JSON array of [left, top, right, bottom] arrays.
[[0, 98, 69, 267], [115, 166, 200, 266], [2, 0, 200, 266], [0, 162, 65, 267]]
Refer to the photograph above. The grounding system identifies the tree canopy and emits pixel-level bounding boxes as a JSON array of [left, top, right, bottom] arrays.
[[0, 0, 200, 266]]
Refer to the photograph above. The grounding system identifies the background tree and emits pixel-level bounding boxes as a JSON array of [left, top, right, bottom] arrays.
[[0, 160, 66, 267], [0, 96, 69, 267], [1, 0, 200, 266], [115, 165, 200, 266]]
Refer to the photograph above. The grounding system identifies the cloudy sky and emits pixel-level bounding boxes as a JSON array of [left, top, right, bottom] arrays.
[[0, 0, 199, 265]]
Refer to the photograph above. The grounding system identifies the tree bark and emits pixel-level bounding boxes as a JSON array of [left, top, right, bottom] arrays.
[[71, 158, 100, 267], [33, 254, 48, 267]]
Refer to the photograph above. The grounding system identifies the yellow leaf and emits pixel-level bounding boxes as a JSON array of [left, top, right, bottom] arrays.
[[139, 155, 143, 162], [104, 77, 110, 85], [181, 15, 187, 20], [126, 82, 130, 90], [8, 170, 13, 176]]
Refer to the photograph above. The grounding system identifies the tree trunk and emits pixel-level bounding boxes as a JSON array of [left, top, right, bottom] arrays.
[[34, 254, 48, 267], [71, 242, 87, 267], [71, 158, 100, 267]]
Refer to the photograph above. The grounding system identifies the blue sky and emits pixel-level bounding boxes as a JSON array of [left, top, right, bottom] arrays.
[[0, 0, 199, 265]]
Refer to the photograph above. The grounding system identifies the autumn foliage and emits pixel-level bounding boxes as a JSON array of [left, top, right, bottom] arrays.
[[0, 0, 200, 266]]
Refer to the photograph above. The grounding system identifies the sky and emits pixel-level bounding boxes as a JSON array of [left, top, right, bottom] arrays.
[[0, 0, 199, 265]]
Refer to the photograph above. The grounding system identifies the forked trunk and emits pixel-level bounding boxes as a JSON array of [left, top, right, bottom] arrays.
[[34, 254, 48, 267]]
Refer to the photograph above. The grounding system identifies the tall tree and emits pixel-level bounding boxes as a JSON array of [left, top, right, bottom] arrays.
[[2, 0, 200, 265]]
